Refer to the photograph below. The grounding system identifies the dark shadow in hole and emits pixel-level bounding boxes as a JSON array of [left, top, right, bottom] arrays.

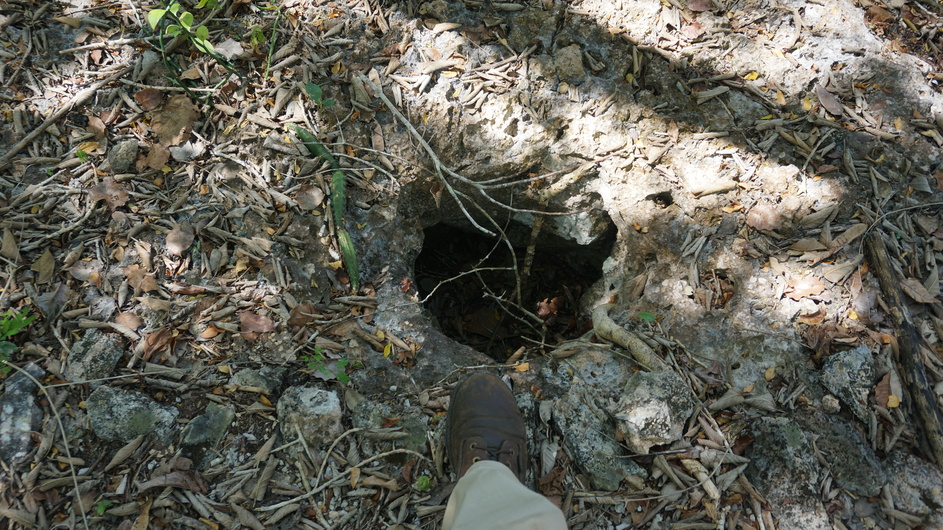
[[414, 218, 616, 360]]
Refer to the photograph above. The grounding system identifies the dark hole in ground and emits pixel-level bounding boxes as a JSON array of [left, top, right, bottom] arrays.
[[414, 219, 616, 360]]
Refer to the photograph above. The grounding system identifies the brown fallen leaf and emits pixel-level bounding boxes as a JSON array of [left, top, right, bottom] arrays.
[[0, 228, 19, 261], [874, 372, 892, 408], [815, 85, 843, 116], [88, 178, 129, 210], [288, 303, 321, 331], [240, 312, 276, 342], [785, 276, 826, 300], [144, 143, 171, 170], [165, 221, 195, 257], [115, 312, 144, 330], [296, 185, 325, 210], [900, 278, 939, 304], [688, 0, 715, 12], [150, 94, 199, 146], [134, 88, 164, 111], [142, 328, 175, 361], [136, 470, 207, 494], [31, 249, 56, 284], [123, 264, 160, 293]]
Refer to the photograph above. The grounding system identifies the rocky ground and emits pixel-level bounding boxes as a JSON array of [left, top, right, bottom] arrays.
[[2, 0, 943, 528]]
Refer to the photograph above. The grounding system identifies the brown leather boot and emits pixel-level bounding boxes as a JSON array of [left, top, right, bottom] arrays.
[[446, 373, 528, 480]]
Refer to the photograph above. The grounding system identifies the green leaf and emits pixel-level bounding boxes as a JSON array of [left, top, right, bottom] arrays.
[[0, 341, 15, 356], [76, 150, 88, 163], [336, 371, 350, 384], [180, 11, 194, 29], [194, 38, 215, 53], [195, 25, 209, 40], [95, 500, 113, 515], [322, 99, 335, 107], [147, 9, 167, 30], [638, 312, 656, 323], [166, 24, 182, 36], [305, 82, 323, 102], [196, 0, 210, 7], [336, 358, 349, 370], [331, 169, 346, 224], [337, 229, 359, 292], [416, 475, 431, 491], [169, 2, 181, 14], [0, 309, 35, 339]]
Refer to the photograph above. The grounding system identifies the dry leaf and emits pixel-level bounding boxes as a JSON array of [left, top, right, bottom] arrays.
[[166, 221, 195, 257], [31, 249, 56, 284], [296, 185, 325, 210], [142, 328, 175, 361], [180, 67, 202, 80], [1, 228, 20, 261], [788, 238, 827, 251], [88, 178, 129, 210], [785, 276, 826, 300], [688, 0, 715, 12], [132, 497, 152, 530], [145, 144, 171, 170], [215, 38, 244, 60], [815, 85, 843, 116], [115, 312, 144, 330], [796, 307, 826, 325], [123, 264, 160, 293], [900, 278, 939, 303], [134, 88, 164, 111], [136, 470, 207, 493], [86, 116, 106, 140], [150, 95, 199, 146], [874, 372, 892, 408], [241, 312, 276, 332], [288, 303, 321, 330]]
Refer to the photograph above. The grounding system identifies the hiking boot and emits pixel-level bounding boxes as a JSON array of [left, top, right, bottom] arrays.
[[446, 373, 527, 480]]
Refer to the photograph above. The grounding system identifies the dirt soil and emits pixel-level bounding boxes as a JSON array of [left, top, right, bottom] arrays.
[[2, 0, 943, 528]]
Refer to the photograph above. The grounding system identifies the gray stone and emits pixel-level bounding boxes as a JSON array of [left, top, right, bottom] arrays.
[[107, 140, 138, 172], [351, 401, 430, 454], [745, 416, 829, 530], [797, 413, 886, 496], [552, 381, 646, 491], [181, 403, 235, 468], [65, 328, 124, 384], [86, 386, 178, 443], [820, 345, 875, 421], [554, 45, 586, 84], [277, 385, 343, 447], [0, 363, 44, 466], [612, 370, 696, 454], [885, 451, 943, 527], [229, 366, 285, 395]]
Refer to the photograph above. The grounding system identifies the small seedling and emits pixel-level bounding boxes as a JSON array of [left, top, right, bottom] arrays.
[[304, 82, 335, 107], [415, 475, 432, 491], [638, 312, 656, 323], [95, 500, 113, 515], [302, 347, 352, 384], [0, 308, 36, 374], [76, 149, 88, 163]]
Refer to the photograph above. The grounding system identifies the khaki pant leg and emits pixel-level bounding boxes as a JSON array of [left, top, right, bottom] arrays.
[[442, 460, 567, 530]]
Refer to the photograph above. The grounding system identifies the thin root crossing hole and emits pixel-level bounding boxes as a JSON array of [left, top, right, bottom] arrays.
[[414, 219, 616, 360]]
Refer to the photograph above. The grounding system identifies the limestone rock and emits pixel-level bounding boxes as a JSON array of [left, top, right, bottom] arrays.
[[277, 385, 343, 447], [0, 363, 44, 466], [352, 401, 430, 454], [65, 328, 124, 385], [229, 366, 285, 395], [612, 370, 696, 454], [746, 416, 829, 530], [885, 451, 943, 527], [86, 386, 178, 443], [552, 381, 646, 491], [819, 345, 874, 421], [108, 140, 138, 172], [181, 402, 236, 468], [797, 412, 886, 497], [554, 45, 586, 84]]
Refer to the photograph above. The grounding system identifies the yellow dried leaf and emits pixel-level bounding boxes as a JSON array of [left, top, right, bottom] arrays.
[[383, 343, 392, 358], [802, 98, 813, 111], [514, 362, 530, 372], [742, 383, 755, 393], [887, 395, 900, 408], [744, 71, 759, 80], [764, 365, 777, 381]]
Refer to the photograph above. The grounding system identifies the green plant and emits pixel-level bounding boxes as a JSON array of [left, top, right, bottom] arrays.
[[415, 475, 431, 491], [76, 149, 88, 163], [304, 82, 335, 108], [637, 312, 656, 323], [302, 347, 351, 384], [94, 500, 113, 515], [0, 308, 36, 374], [147, 1, 215, 54], [146, 0, 242, 101]]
